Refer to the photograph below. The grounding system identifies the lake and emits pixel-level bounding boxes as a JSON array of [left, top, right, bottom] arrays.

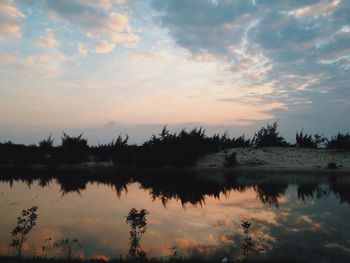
[[0, 168, 349, 262]]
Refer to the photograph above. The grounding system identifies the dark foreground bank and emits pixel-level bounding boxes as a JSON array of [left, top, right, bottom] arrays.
[[0, 256, 312, 263]]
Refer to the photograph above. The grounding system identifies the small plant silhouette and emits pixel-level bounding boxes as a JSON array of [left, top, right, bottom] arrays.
[[9, 206, 38, 258], [42, 237, 80, 259], [126, 208, 149, 259], [241, 220, 254, 257]]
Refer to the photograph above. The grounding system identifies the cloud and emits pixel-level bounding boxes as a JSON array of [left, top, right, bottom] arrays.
[[39, 0, 139, 53], [26, 54, 49, 64], [110, 32, 140, 47], [43, 0, 129, 33], [86, 0, 112, 10], [77, 43, 88, 57], [95, 40, 116, 54], [153, 0, 350, 130], [0, 51, 69, 77], [0, 0, 25, 39], [35, 29, 59, 48]]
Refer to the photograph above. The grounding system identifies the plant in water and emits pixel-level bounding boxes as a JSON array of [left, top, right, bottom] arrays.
[[126, 208, 149, 259], [9, 206, 38, 258], [241, 220, 254, 257], [42, 237, 80, 259]]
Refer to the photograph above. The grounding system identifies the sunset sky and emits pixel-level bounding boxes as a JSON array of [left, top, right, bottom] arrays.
[[0, 0, 349, 144]]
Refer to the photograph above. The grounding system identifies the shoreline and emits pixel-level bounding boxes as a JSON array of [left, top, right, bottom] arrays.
[[1, 147, 350, 175], [1, 163, 350, 176]]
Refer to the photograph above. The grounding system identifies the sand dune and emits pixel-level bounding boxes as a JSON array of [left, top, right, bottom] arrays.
[[196, 147, 350, 172]]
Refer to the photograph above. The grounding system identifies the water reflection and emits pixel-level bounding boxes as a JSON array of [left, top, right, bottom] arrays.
[[0, 167, 350, 262], [0, 168, 349, 207]]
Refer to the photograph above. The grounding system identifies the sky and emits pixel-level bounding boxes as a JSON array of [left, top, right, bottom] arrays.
[[0, 0, 349, 144]]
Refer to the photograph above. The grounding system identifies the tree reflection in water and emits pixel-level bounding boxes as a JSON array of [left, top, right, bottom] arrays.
[[0, 167, 349, 207]]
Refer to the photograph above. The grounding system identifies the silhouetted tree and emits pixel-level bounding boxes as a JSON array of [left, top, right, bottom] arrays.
[[53, 133, 89, 164], [138, 126, 219, 166], [295, 130, 325, 148], [110, 134, 133, 166], [126, 208, 149, 259], [216, 132, 251, 149], [253, 122, 288, 147], [38, 134, 54, 152], [10, 206, 38, 258], [326, 133, 350, 150]]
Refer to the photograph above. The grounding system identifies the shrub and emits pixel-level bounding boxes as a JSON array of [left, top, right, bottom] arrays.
[[38, 134, 54, 153], [0, 141, 14, 164], [52, 133, 89, 164], [10, 206, 38, 258], [138, 126, 219, 166], [231, 135, 252, 148], [217, 133, 251, 149], [326, 133, 350, 150], [327, 162, 338, 169], [224, 152, 238, 167], [109, 135, 134, 166], [253, 122, 289, 148], [13, 145, 42, 166], [92, 134, 132, 165], [0, 142, 42, 166], [295, 130, 326, 148]]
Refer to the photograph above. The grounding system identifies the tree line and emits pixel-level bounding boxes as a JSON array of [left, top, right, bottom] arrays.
[[0, 122, 349, 167]]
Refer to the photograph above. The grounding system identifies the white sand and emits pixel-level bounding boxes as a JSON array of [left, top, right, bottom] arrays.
[[196, 147, 350, 171]]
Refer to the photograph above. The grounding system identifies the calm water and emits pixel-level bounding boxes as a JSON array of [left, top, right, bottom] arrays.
[[0, 169, 349, 261]]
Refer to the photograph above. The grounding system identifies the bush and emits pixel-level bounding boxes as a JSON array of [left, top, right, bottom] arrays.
[[0, 141, 16, 164], [110, 135, 135, 166], [216, 133, 251, 149], [137, 126, 219, 166], [327, 162, 338, 169], [224, 152, 238, 167], [253, 122, 289, 148], [13, 145, 42, 166], [92, 135, 131, 164], [295, 130, 325, 148], [0, 142, 42, 166], [38, 134, 54, 153], [52, 133, 89, 164], [326, 133, 350, 150]]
